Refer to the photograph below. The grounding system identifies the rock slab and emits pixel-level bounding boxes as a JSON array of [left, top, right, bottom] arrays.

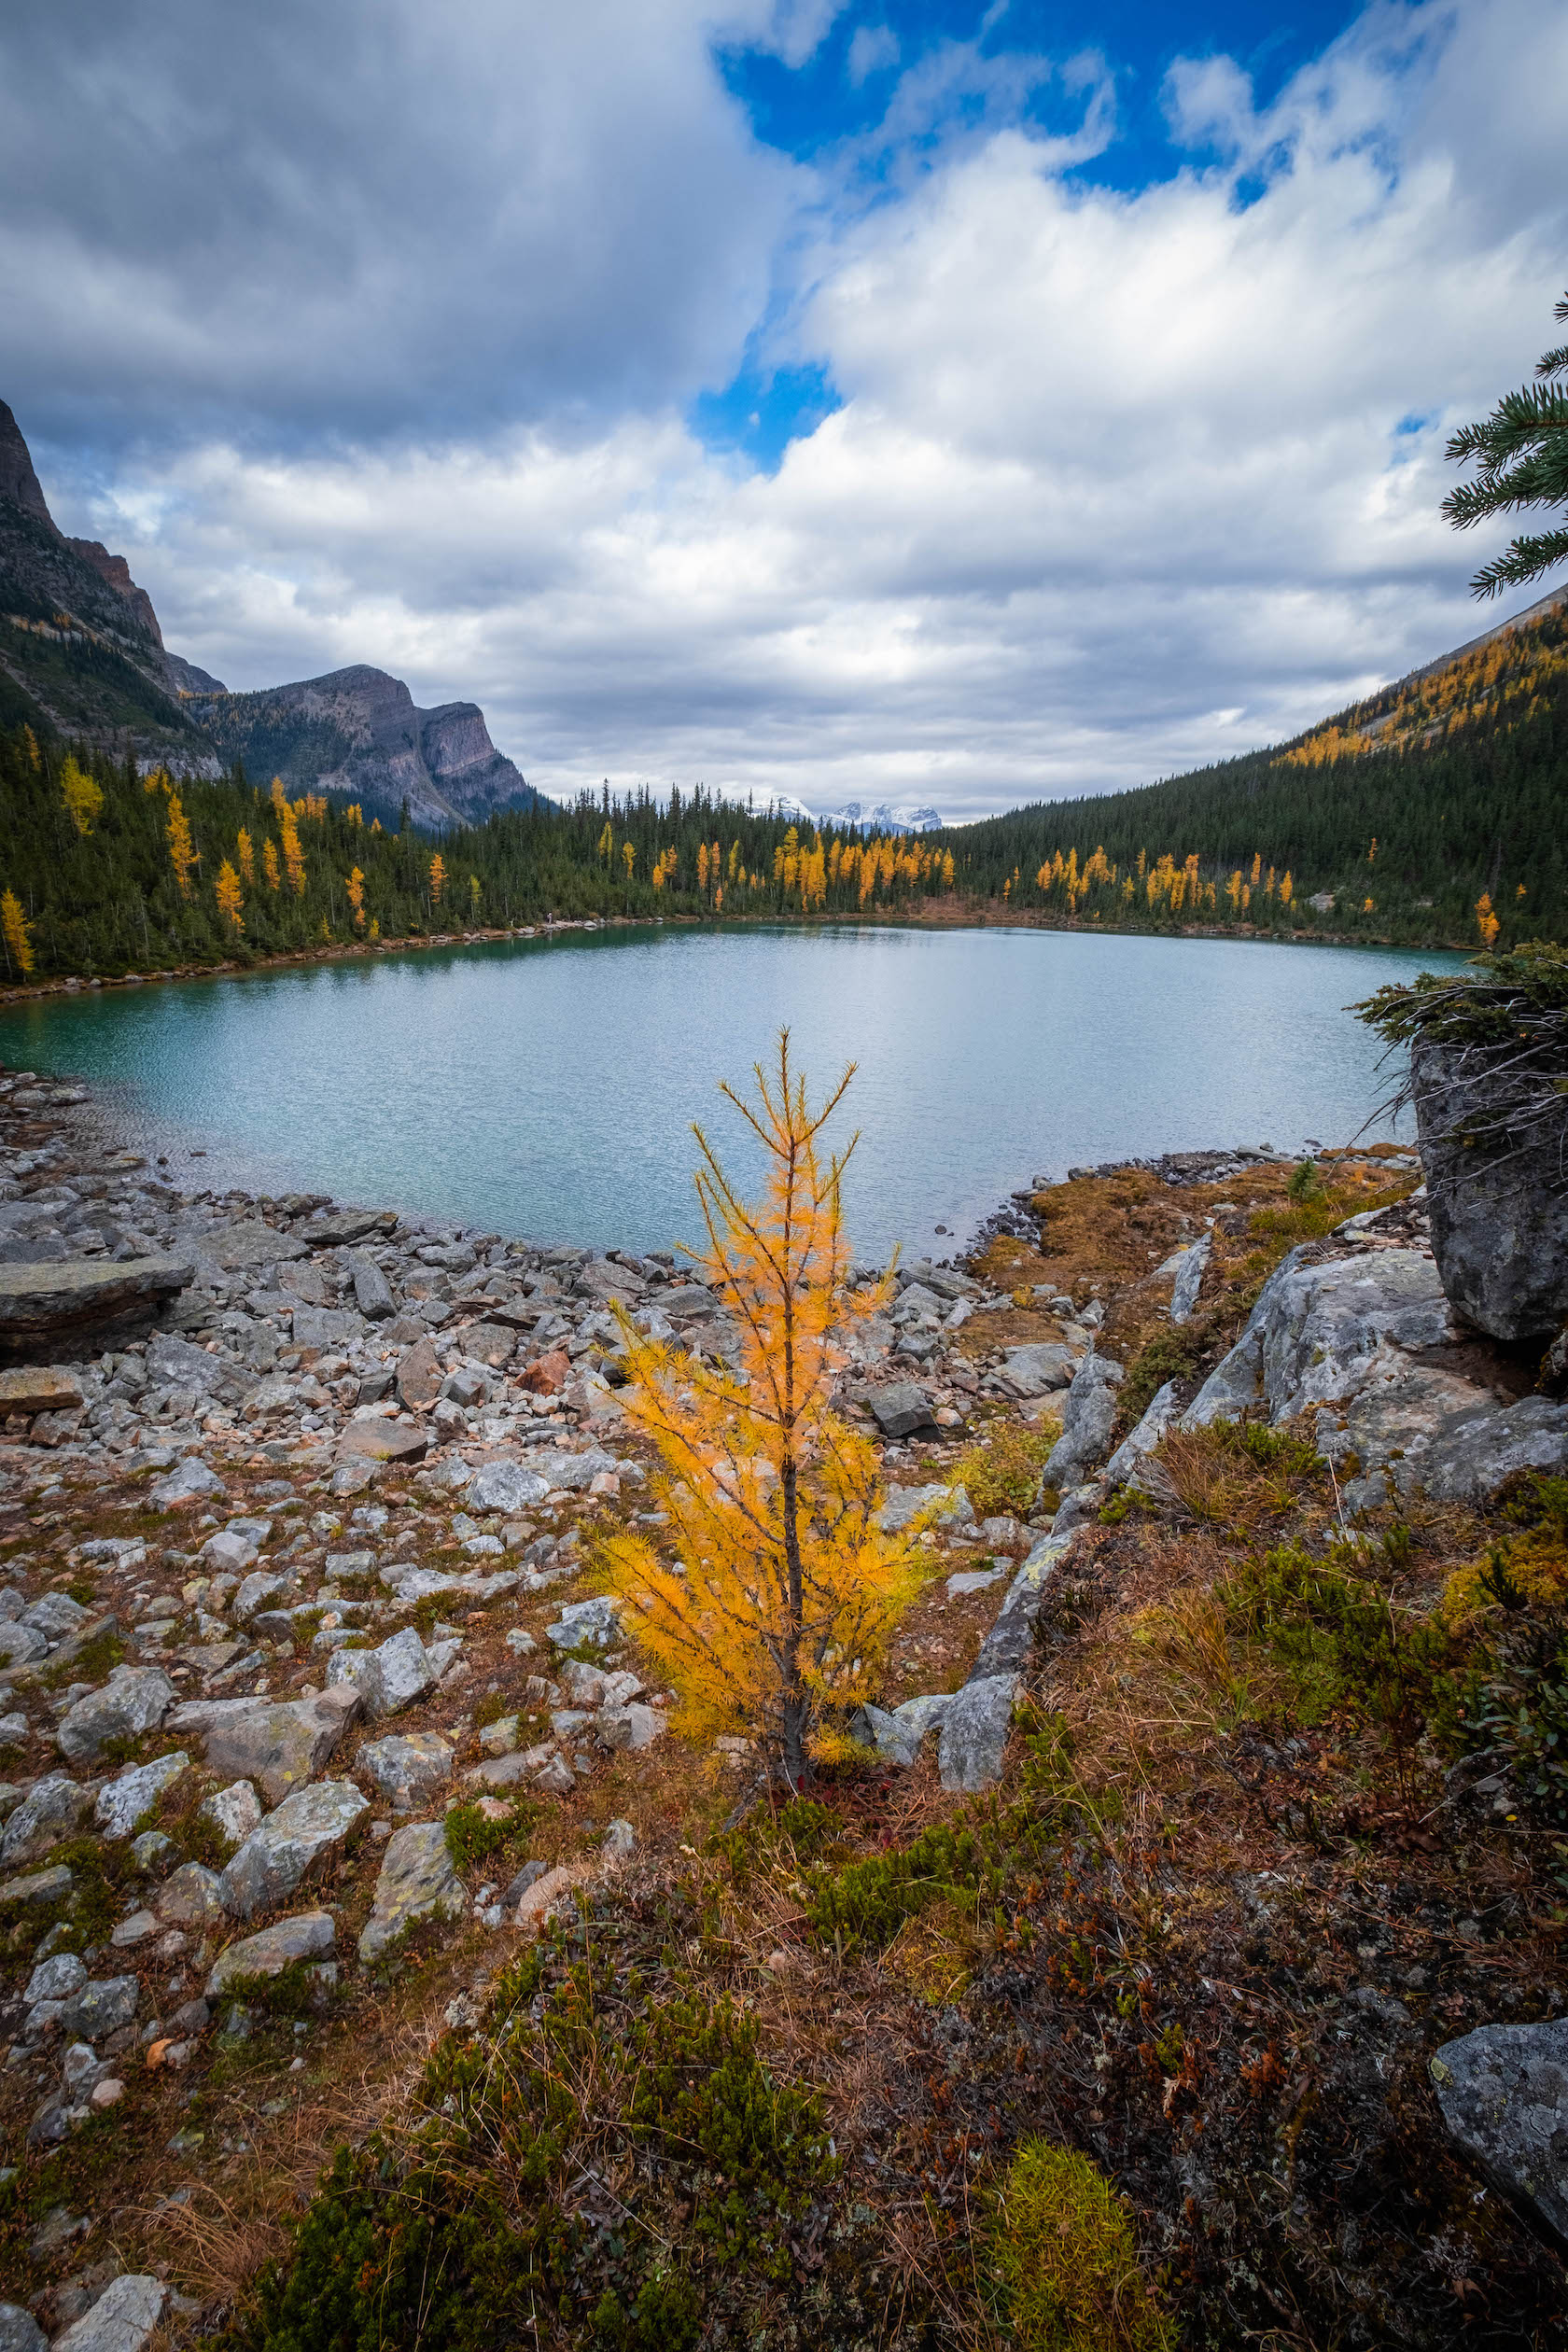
[[1431, 2017, 1568, 2247], [358, 1819, 468, 1961]]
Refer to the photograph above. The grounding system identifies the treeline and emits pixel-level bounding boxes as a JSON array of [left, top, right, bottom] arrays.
[[0, 735, 964, 980], [931, 602, 1568, 946]]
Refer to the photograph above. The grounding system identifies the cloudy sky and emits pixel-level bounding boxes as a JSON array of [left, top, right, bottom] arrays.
[[3, 0, 1564, 819]]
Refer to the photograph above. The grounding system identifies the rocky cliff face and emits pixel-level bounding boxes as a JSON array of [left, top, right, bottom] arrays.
[[0, 399, 53, 526], [184, 665, 541, 830]]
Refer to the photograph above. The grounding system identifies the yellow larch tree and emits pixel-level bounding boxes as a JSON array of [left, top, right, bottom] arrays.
[[346, 866, 366, 930], [59, 754, 104, 837], [166, 793, 198, 899], [1, 890, 35, 977], [215, 860, 245, 936], [263, 838, 281, 891], [236, 829, 255, 884], [1475, 891, 1501, 945], [622, 840, 635, 883], [429, 852, 446, 907], [599, 1033, 920, 1786], [469, 873, 482, 917], [280, 806, 306, 895]]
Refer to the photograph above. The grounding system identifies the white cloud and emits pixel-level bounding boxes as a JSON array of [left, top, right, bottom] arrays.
[[28, 0, 1568, 823], [847, 24, 900, 86]]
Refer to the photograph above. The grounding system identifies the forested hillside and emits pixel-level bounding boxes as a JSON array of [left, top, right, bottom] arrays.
[[937, 593, 1568, 945]]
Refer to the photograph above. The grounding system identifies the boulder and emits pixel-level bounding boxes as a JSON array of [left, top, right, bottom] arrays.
[[0, 2308, 44, 2352], [56, 1973, 138, 2040], [147, 1456, 226, 1509], [1413, 1037, 1568, 1341], [1430, 2017, 1568, 2246], [302, 1209, 389, 1247], [0, 1366, 81, 1415], [93, 1751, 189, 1839], [545, 1597, 620, 1652], [58, 1667, 175, 1763], [196, 1221, 309, 1272], [357, 1819, 467, 1962], [206, 1909, 336, 1996], [397, 1337, 443, 1411], [171, 1687, 361, 1803], [937, 1673, 1017, 1792], [0, 1863, 72, 1909], [0, 1775, 91, 1866], [520, 1349, 572, 1395], [595, 1703, 666, 1752], [154, 1862, 228, 1931], [198, 1780, 264, 1848], [24, 1952, 86, 2005], [0, 1254, 191, 1343], [997, 1344, 1079, 1397], [1043, 1351, 1123, 1491], [219, 1780, 368, 1919], [865, 1382, 939, 1440], [1103, 1381, 1183, 1490], [462, 1323, 517, 1368], [468, 1458, 552, 1515], [1168, 1234, 1211, 1324], [327, 1627, 440, 1718], [872, 1482, 974, 1534], [338, 1418, 428, 1466], [0, 1621, 45, 1668], [293, 1303, 365, 1351], [347, 1253, 396, 1320], [357, 1733, 454, 1806], [529, 1447, 622, 1493], [851, 1690, 952, 1767], [50, 2273, 165, 2352]]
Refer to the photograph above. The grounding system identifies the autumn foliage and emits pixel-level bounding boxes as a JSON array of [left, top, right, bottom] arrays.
[[599, 1035, 918, 1785]]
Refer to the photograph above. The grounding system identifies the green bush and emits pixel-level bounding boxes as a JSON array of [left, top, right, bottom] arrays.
[[443, 1797, 533, 1872], [805, 1822, 990, 1957], [992, 2138, 1172, 2351]]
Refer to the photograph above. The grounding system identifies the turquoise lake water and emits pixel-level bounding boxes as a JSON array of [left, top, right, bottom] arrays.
[[0, 925, 1462, 1258]]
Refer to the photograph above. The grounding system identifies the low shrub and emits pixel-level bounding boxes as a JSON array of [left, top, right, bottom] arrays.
[[443, 1796, 534, 1872], [805, 1821, 992, 1957], [956, 1422, 1058, 1520], [991, 2137, 1172, 2352]]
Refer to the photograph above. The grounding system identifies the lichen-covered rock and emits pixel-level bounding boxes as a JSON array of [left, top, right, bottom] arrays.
[[467, 1457, 551, 1514], [357, 1733, 454, 1807], [200, 1780, 263, 1848], [1413, 1038, 1568, 1341], [50, 2274, 166, 2352], [872, 1482, 975, 1533], [1043, 1351, 1123, 1491], [56, 1973, 139, 2041], [326, 1626, 440, 1718], [147, 1455, 227, 1509], [155, 1862, 228, 1930], [0, 2300, 46, 2352], [972, 1533, 1071, 1679], [357, 1820, 467, 1962], [1430, 2017, 1568, 2246], [0, 1775, 91, 1866], [937, 1673, 1017, 1792], [169, 1687, 361, 1803], [206, 1909, 336, 1996], [219, 1781, 368, 1920], [94, 1751, 189, 1839], [57, 1667, 175, 1763], [1103, 1380, 1182, 1489], [545, 1597, 620, 1652]]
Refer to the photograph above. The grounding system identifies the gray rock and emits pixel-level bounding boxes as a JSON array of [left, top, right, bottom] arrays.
[[301, 1209, 388, 1248], [997, 1343, 1079, 1396], [972, 1534, 1070, 1678], [94, 1751, 189, 1839], [337, 1419, 428, 1467], [219, 1779, 368, 1919], [1103, 1380, 1183, 1488], [937, 1673, 1017, 1792], [0, 1621, 45, 1668], [154, 1862, 228, 1930], [171, 1687, 361, 1803], [206, 1909, 335, 1996], [196, 1220, 309, 1272], [357, 1733, 453, 1806], [50, 2275, 165, 2352], [1043, 1351, 1123, 1491], [1416, 1393, 1568, 1500], [0, 1863, 72, 1909], [293, 1304, 365, 1351], [1413, 1037, 1568, 1341], [232, 1571, 285, 1622], [1169, 1233, 1212, 1323], [467, 1458, 552, 1515], [129, 1829, 176, 1875], [357, 1820, 467, 1962], [0, 1254, 191, 1341], [0, 2301, 46, 2352], [595, 1703, 665, 1752], [502, 1858, 550, 1907], [546, 1597, 621, 1652], [851, 1690, 953, 1767], [865, 1382, 939, 1440], [57, 1974, 139, 2041], [1048, 1481, 1107, 1537], [1430, 2017, 1568, 2246], [0, 1775, 91, 1866], [198, 1780, 263, 1848], [57, 1667, 175, 1764], [873, 1482, 974, 1533], [204, 1531, 259, 1576], [147, 1456, 226, 1509], [327, 1627, 439, 1718], [23, 1951, 86, 2005], [21, 1590, 89, 1644], [348, 1253, 396, 1320], [147, 1332, 239, 1397], [529, 1446, 622, 1493], [602, 1818, 636, 1859]]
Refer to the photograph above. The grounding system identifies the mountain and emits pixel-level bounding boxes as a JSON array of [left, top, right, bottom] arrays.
[[181, 665, 544, 830], [811, 799, 943, 834], [0, 397, 539, 824], [0, 398, 214, 753]]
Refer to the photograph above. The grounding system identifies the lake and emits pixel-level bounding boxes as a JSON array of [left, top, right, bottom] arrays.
[[0, 924, 1461, 1258]]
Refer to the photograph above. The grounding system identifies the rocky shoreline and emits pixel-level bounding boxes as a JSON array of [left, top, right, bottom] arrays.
[[1, 1062, 1567, 2343]]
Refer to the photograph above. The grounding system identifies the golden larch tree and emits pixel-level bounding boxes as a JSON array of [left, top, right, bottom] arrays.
[[280, 807, 306, 894], [469, 873, 482, 916], [215, 860, 245, 936], [1, 890, 35, 977], [429, 852, 446, 906], [599, 1033, 919, 1786], [60, 754, 104, 837], [166, 793, 198, 899], [346, 866, 366, 930], [263, 838, 281, 891], [1475, 891, 1501, 945], [236, 828, 255, 884]]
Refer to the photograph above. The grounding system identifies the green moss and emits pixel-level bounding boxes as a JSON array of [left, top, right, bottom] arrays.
[[992, 2138, 1172, 2352], [39, 1628, 124, 1691]]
